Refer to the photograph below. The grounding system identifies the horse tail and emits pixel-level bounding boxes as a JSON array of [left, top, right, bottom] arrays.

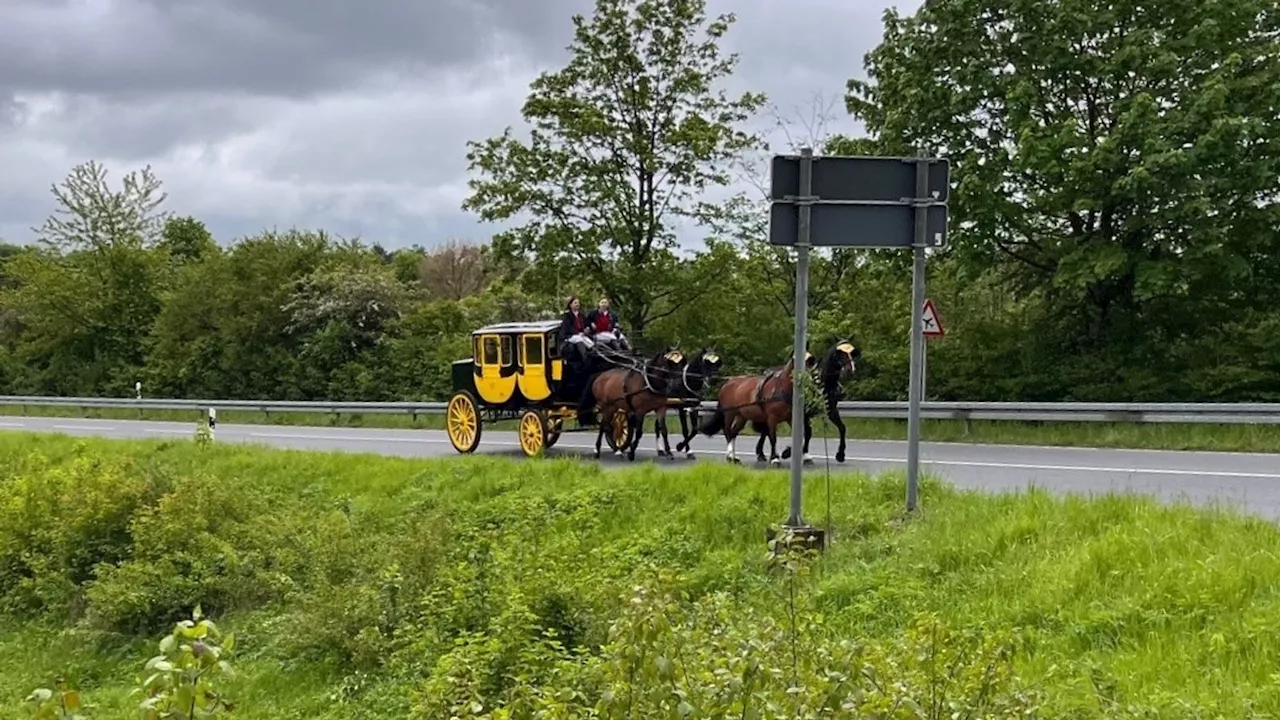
[[699, 406, 725, 436]]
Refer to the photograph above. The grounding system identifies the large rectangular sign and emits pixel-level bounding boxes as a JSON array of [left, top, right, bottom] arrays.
[[768, 202, 948, 248], [769, 155, 950, 203]]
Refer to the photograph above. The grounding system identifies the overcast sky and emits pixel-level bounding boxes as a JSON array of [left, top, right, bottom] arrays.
[[0, 0, 920, 249]]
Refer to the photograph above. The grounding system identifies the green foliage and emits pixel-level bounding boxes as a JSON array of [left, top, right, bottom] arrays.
[[2, 434, 1280, 716], [462, 0, 766, 334], [25, 678, 91, 720], [844, 0, 1280, 398], [0, 448, 158, 618], [135, 607, 236, 720], [5, 0, 1280, 402]]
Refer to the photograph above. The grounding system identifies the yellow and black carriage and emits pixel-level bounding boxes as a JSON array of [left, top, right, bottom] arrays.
[[444, 320, 633, 458]]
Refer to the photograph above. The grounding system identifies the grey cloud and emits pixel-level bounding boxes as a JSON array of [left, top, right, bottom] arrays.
[[0, 0, 909, 249], [0, 0, 583, 99]]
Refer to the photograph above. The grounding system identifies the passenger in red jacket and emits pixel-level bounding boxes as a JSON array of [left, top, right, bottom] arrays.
[[585, 297, 628, 350]]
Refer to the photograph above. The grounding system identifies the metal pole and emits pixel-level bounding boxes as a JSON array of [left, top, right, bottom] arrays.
[[921, 339, 928, 402], [788, 147, 813, 528], [906, 148, 929, 513]]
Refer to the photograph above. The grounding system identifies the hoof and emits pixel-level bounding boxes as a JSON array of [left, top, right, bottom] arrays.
[[756, 455, 767, 464], [770, 457, 781, 466], [726, 457, 740, 465], [835, 451, 845, 463], [685, 452, 695, 460], [781, 447, 792, 459], [803, 455, 815, 466]]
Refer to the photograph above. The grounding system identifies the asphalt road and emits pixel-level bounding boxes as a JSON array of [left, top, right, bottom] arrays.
[[5, 416, 1280, 519]]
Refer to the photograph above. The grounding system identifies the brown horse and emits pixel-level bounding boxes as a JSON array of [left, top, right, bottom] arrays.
[[698, 351, 816, 464], [580, 349, 687, 461]]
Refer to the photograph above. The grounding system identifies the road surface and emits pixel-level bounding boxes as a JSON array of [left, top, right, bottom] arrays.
[[4, 416, 1280, 519]]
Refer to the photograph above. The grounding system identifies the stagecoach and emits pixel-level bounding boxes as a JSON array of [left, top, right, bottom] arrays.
[[444, 320, 634, 457]]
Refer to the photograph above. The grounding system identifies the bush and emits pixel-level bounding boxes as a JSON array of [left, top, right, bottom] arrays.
[[0, 447, 163, 619]]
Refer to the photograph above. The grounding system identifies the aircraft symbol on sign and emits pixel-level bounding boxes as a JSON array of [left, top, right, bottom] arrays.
[[922, 299, 944, 338]]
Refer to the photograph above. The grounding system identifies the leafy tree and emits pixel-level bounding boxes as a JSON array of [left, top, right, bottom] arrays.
[[845, 0, 1280, 352], [2, 161, 169, 394], [33, 160, 167, 253], [462, 0, 766, 334], [418, 240, 497, 301], [157, 216, 217, 266]]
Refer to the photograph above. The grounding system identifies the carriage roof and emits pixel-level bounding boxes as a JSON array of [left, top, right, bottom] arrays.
[[470, 320, 561, 337]]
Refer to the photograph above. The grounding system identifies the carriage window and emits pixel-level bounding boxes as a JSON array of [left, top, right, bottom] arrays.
[[523, 335, 544, 364], [473, 337, 481, 364], [546, 332, 560, 358], [482, 336, 499, 365], [500, 336, 513, 366]]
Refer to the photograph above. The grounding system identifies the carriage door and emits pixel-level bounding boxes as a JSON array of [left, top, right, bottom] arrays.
[[519, 332, 551, 402]]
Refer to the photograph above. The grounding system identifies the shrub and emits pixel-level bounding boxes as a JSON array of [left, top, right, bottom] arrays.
[[0, 449, 161, 619]]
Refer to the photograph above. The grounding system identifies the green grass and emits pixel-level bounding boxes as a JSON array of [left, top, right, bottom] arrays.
[[7, 402, 1280, 454], [2, 432, 1279, 718]]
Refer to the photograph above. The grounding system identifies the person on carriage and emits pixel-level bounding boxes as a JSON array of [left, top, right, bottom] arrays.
[[558, 295, 593, 371], [586, 297, 630, 351]]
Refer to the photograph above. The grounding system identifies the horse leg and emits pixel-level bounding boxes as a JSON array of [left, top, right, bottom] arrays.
[[594, 414, 606, 459], [724, 413, 745, 464], [803, 412, 814, 464], [678, 408, 697, 457], [751, 420, 769, 463], [829, 399, 847, 463], [766, 416, 782, 466], [655, 408, 674, 459], [626, 410, 642, 461]]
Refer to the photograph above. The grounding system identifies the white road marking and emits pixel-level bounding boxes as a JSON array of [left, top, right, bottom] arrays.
[[53, 424, 112, 431], [830, 455, 1280, 480]]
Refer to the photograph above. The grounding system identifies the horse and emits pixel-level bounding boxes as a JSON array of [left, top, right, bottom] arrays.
[[578, 348, 687, 461], [697, 352, 815, 465], [648, 348, 724, 459], [762, 340, 860, 463]]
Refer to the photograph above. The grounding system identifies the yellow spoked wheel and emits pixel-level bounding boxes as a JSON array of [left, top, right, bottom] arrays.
[[604, 408, 631, 452], [518, 409, 548, 458], [446, 391, 481, 454], [546, 417, 563, 448]]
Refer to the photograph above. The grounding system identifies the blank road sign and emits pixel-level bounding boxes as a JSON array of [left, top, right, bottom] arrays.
[[768, 202, 949, 248], [770, 155, 950, 203]]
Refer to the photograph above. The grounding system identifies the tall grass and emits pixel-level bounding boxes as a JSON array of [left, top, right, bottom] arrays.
[[0, 431, 1277, 718]]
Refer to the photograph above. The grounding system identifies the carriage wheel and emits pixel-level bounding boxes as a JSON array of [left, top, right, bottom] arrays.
[[518, 409, 548, 458], [546, 417, 563, 448], [604, 408, 631, 452], [446, 391, 481, 454]]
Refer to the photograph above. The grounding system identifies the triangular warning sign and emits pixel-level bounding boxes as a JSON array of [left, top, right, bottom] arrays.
[[921, 299, 945, 338]]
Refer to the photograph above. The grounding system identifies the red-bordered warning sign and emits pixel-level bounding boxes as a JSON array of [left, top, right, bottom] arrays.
[[922, 298, 945, 338]]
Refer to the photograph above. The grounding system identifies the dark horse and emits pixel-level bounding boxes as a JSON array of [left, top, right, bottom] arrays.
[[697, 352, 814, 464], [650, 348, 724, 459], [759, 340, 860, 463], [578, 348, 687, 461]]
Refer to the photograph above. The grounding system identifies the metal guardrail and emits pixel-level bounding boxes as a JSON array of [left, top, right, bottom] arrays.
[[3, 396, 1280, 424]]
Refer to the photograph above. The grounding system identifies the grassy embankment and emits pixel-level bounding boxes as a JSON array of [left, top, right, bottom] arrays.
[[1, 431, 1279, 718], [6, 402, 1280, 453]]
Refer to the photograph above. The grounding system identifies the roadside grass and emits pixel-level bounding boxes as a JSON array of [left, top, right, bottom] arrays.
[[6, 402, 1280, 453], [2, 432, 1279, 717]]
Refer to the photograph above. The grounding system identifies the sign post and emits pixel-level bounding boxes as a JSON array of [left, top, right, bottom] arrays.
[[769, 147, 950, 537]]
